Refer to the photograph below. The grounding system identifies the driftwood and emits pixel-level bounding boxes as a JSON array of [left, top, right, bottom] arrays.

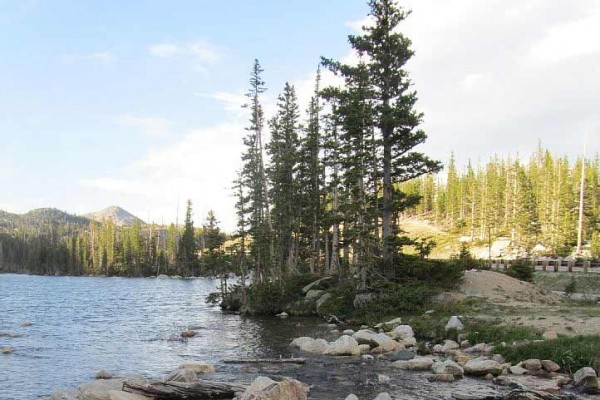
[[122, 379, 246, 399], [222, 358, 306, 364]]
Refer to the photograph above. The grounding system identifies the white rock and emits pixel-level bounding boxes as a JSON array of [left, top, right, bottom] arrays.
[[432, 360, 464, 377], [345, 395, 359, 400], [164, 368, 197, 383], [291, 337, 314, 348], [301, 338, 328, 354], [343, 329, 355, 336], [276, 312, 289, 318], [445, 316, 464, 331], [392, 325, 414, 339], [373, 393, 392, 400], [463, 358, 503, 376], [443, 340, 460, 353], [238, 377, 309, 400], [323, 335, 361, 356]]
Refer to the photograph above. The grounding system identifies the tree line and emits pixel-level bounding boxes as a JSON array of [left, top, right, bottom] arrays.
[[399, 147, 600, 257], [0, 204, 228, 276]]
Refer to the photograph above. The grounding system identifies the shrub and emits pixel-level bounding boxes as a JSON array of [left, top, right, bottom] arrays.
[[498, 335, 600, 374], [395, 255, 464, 290], [466, 322, 542, 345], [506, 260, 535, 282]]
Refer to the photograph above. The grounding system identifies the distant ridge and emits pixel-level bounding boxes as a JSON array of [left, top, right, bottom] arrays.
[[83, 206, 144, 226]]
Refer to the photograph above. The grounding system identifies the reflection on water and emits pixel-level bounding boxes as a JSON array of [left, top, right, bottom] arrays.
[[0, 274, 500, 400]]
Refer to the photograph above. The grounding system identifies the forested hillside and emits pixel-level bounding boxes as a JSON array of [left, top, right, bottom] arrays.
[[399, 147, 600, 257]]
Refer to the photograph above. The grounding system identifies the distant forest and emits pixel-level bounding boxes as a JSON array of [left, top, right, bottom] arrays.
[[400, 146, 600, 257]]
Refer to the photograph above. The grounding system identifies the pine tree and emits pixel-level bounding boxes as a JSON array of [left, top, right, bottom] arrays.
[[177, 199, 197, 276]]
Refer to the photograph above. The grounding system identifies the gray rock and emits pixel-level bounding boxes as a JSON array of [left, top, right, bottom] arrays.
[[95, 370, 113, 379], [451, 388, 498, 400], [342, 329, 355, 336], [427, 374, 455, 383], [573, 367, 598, 390], [305, 289, 325, 301], [1, 346, 12, 354], [464, 358, 503, 376], [80, 379, 139, 400], [393, 356, 435, 371], [432, 360, 464, 377], [237, 376, 309, 400], [445, 316, 464, 331], [323, 335, 361, 356], [540, 360, 560, 373], [386, 350, 416, 361], [178, 363, 215, 374], [521, 359, 542, 371], [443, 339, 460, 353], [344, 395, 359, 400], [107, 391, 152, 400], [291, 337, 315, 348], [301, 338, 328, 355], [164, 368, 197, 383], [509, 366, 528, 375], [51, 388, 81, 400], [391, 325, 414, 338]]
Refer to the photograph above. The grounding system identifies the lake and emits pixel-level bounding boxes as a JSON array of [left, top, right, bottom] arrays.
[[0, 274, 498, 400]]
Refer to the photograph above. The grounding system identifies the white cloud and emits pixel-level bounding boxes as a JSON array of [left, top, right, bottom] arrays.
[[195, 91, 248, 117], [81, 123, 244, 230], [148, 40, 221, 68], [116, 114, 171, 138]]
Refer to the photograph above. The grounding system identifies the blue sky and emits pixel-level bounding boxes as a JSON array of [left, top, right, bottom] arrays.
[[1, 0, 599, 230]]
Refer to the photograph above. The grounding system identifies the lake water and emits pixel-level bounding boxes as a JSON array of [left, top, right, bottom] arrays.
[[0, 274, 502, 400]]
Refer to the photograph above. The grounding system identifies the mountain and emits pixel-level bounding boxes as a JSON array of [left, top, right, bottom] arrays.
[[0, 208, 90, 231], [83, 206, 144, 226]]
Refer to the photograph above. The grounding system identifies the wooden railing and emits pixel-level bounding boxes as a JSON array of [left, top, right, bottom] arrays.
[[490, 258, 600, 273]]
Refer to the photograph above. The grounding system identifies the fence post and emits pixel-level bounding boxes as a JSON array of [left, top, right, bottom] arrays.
[[542, 259, 548, 272], [583, 260, 590, 273], [567, 260, 573, 272], [554, 258, 560, 272]]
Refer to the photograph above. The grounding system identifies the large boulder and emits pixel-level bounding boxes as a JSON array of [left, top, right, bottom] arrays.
[[324, 335, 361, 356], [463, 358, 503, 376], [80, 378, 144, 400], [290, 337, 314, 348], [445, 316, 464, 331], [393, 356, 435, 371], [521, 359, 542, 371], [353, 330, 399, 352], [237, 376, 309, 400], [302, 339, 328, 355], [51, 388, 81, 400], [432, 360, 464, 378], [315, 293, 333, 314], [305, 289, 325, 302], [392, 325, 414, 339], [540, 360, 560, 373], [573, 367, 598, 392], [442, 340, 460, 353], [373, 393, 392, 400]]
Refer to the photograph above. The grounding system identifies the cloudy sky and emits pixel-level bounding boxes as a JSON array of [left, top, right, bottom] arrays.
[[1, 0, 599, 231]]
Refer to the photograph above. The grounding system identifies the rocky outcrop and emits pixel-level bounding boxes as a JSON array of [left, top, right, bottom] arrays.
[[573, 367, 598, 393], [80, 378, 144, 400], [432, 360, 464, 378], [236, 376, 309, 400], [178, 363, 215, 374]]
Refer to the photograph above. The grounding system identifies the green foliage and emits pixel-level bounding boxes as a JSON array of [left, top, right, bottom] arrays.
[[451, 243, 481, 270], [395, 255, 464, 290], [564, 275, 577, 298], [243, 274, 315, 315], [466, 322, 542, 346], [498, 335, 600, 374], [506, 260, 535, 282]]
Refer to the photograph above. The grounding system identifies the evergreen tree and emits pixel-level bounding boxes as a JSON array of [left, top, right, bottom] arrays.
[[177, 199, 197, 276]]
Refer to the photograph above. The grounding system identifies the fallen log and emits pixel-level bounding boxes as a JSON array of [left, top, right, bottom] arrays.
[[222, 358, 306, 364], [122, 379, 246, 399]]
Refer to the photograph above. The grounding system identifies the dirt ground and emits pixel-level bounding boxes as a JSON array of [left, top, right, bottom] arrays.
[[455, 270, 600, 336]]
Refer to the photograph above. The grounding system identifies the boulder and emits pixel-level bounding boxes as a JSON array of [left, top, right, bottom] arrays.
[[80, 378, 140, 400], [1, 346, 12, 354], [443, 340, 460, 353], [51, 388, 81, 400], [451, 388, 498, 400], [107, 391, 152, 400], [393, 356, 435, 371], [573, 367, 598, 391], [399, 337, 417, 348], [291, 337, 314, 348], [392, 325, 414, 339], [96, 370, 113, 379], [463, 343, 493, 355], [464, 358, 503, 376], [433, 344, 444, 353], [178, 363, 215, 374], [432, 360, 464, 378], [521, 359, 542, 371], [180, 330, 198, 338], [323, 335, 361, 356], [362, 354, 374, 361], [344, 395, 359, 400], [377, 374, 390, 383], [509, 366, 528, 375], [358, 344, 371, 354], [445, 316, 464, 331], [387, 350, 416, 361], [164, 368, 197, 383], [275, 312, 289, 318], [540, 360, 560, 373], [237, 376, 309, 400], [20, 320, 33, 327], [301, 338, 328, 355], [353, 330, 398, 352], [460, 340, 471, 349], [342, 329, 355, 336]]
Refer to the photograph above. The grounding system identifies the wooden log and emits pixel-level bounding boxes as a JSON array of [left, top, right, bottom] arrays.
[[222, 357, 306, 364], [122, 379, 246, 399]]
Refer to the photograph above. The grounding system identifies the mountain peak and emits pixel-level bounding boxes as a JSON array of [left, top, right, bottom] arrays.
[[84, 206, 143, 226]]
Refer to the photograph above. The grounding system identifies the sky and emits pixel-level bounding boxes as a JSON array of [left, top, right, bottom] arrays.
[[1, 0, 599, 231]]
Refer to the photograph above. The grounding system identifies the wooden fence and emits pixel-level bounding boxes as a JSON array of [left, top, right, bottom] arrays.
[[490, 259, 600, 273]]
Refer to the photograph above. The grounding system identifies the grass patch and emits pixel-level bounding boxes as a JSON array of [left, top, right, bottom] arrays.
[[498, 335, 600, 374], [465, 322, 542, 346]]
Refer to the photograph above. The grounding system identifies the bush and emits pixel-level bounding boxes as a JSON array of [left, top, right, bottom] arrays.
[[466, 322, 542, 345], [506, 260, 535, 282], [244, 274, 315, 315], [395, 255, 464, 290], [498, 335, 600, 374]]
